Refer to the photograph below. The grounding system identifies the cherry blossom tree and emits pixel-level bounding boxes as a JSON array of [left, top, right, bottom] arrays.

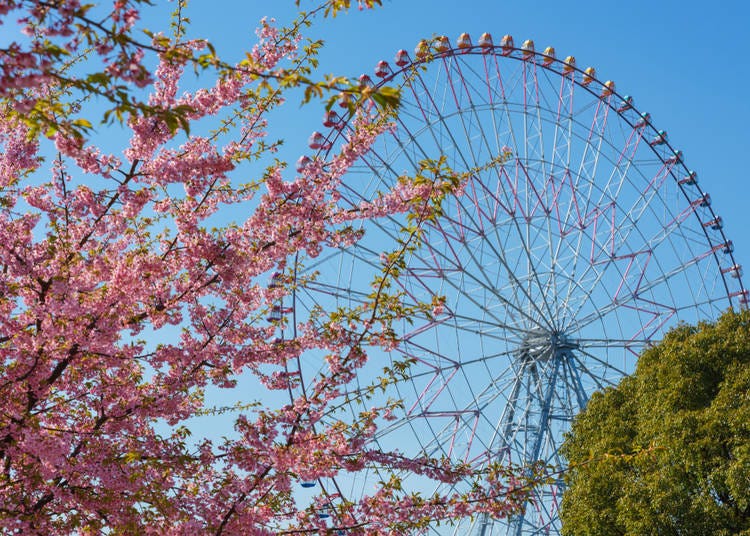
[[0, 1, 539, 533]]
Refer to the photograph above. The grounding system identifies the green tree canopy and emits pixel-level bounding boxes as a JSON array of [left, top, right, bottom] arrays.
[[561, 310, 750, 536]]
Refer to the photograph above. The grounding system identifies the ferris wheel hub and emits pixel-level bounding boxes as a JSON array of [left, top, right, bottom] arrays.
[[518, 329, 577, 363]]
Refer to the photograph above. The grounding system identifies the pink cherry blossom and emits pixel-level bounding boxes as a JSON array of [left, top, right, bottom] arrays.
[[0, 2, 541, 534]]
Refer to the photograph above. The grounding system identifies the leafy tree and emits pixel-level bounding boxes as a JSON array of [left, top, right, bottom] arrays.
[[561, 310, 750, 536], [0, 1, 537, 533]]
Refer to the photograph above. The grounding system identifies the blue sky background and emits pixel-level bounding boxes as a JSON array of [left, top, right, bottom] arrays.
[[177, 0, 750, 290], [0, 0, 745, 517]]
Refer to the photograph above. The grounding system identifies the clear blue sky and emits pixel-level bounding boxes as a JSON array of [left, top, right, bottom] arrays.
[[175, 0, 750, 288], [1, 3, 745, 522]]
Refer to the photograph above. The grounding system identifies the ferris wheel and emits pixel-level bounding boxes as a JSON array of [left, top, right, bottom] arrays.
[[278, 33, 748, 534]]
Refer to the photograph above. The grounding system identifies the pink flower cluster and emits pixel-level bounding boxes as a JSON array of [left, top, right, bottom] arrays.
[[0, 4, 540, 535]]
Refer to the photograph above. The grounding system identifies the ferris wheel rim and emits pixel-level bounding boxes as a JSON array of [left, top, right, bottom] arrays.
[[309, 39, 746, 307]]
